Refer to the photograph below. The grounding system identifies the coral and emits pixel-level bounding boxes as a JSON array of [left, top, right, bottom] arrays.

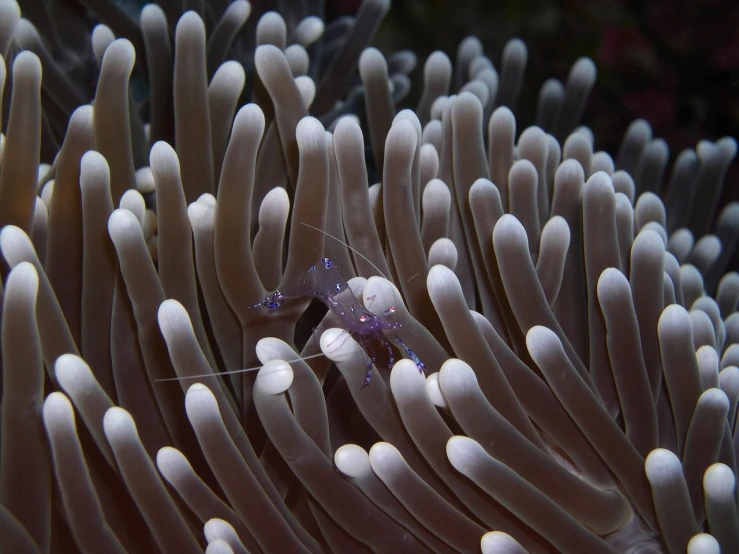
[[1, 0, 738, 552]]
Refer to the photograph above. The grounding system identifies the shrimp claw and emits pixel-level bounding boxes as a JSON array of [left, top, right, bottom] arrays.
[[249, 290, 285, 309], [393, 337, 426, 373]]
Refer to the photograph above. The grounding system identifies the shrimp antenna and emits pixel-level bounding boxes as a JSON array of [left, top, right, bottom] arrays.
[[300, 222, 389, 282], [155, 351, 328, 382]]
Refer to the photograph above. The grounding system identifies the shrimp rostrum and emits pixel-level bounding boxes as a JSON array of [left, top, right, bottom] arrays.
[[250, 257, 425, 387]]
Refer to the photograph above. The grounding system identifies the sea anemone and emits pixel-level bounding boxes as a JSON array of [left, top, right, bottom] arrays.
[[1, 0, 738, 553]]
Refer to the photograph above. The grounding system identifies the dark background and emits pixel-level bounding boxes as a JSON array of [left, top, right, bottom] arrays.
[[333, 0, 739, 204]]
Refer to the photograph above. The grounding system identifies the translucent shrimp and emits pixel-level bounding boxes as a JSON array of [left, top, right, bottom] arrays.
[[250, 257, 425, 387], [156, 224, 425, 386]]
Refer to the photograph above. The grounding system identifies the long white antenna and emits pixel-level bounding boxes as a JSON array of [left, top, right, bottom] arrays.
[[155, 351, 328, 382], [300, 222, 389, 281]]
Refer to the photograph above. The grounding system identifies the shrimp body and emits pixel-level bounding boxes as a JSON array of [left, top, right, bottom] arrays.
[[251, 258, 424, 386]]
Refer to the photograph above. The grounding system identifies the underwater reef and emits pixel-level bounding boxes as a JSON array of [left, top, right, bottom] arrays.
[[1, 0, 739, 552]]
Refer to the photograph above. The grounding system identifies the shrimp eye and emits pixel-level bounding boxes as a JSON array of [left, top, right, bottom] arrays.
[[321, 257, 333, 268], [359, 315, 367, 322], [385, 306, 396, 314]]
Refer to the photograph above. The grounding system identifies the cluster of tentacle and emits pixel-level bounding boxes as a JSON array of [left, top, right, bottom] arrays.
[[0, 0, 737, 553]]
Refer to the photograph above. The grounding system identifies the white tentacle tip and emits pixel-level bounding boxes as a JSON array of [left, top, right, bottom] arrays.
[[12, 50, 42, 83], [438, 358, 477, 397], [658, 303, 691, 334], [101, 39, 136, 71], [42, 392, 74, 426], [425, 373, 447, 408], [176, 10, 206, 37], [296, 116, 327, 153], [334, 444, 371, 479], [0, 225, 34, 265], [204, 519, 240, 548], [233, 102, 265, 131], [255, 359, 293, 394], [103, 406, 137, 440], [386, 118, 418, 153], [703, 463, 735, 497], [687, 533, 720, 554], [368, 441, 402, 477], [320, 328, 359, 363], [525, 325, 559, 361], [156, 446, 192, 482], [389, 359, 428, 402], [108, 208, 142, 240], [54, 354, 93, 390], [6, 260, 38, 291], [157, 299, 192, 337], [149, 140, 179, 170], [481, 531, 527, 554], [446, 435, 483, 473], [645, 448, 682, 485], [427, 263, 460, 292], [187, 201, 212, 231], [81, 150, 110, 181]]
